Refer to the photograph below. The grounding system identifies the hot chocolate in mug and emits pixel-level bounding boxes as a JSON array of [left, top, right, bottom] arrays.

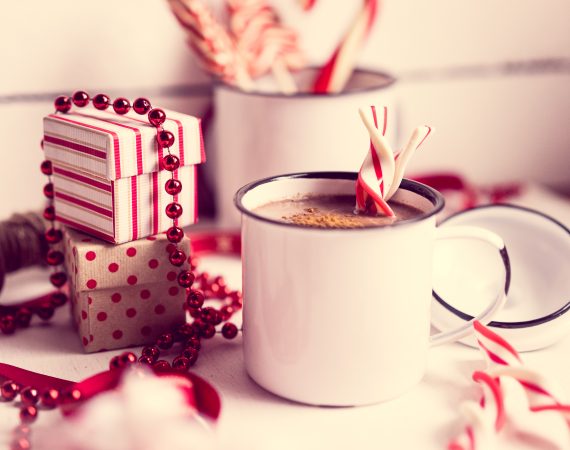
[[235, 172, 510, 406]]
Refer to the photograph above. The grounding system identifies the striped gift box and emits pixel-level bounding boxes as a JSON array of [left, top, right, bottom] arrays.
[[43, 108, 205, 244]]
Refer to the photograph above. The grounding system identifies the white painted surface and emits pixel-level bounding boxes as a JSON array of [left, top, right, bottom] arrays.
[[0, 256, 569, 450]]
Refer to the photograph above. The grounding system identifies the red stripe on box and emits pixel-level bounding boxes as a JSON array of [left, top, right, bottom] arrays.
[[55, 191, 113, 218], [43, 135, 106, 159], [78, 112, 144, 176], [53, 166, 112, 192], [194, 165, 198, 221], [198, 119, 206, 162], [152, 172, 159, 235], [56, 215, 114, 242], [173, 169, 179, 227], [170, 118, 185, 166], [48, 114, 121, 179], [111, 180, 116, 240], [131, 176, 138, 240]]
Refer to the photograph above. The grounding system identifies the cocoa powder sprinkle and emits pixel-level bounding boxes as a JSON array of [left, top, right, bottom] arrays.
[[285, 211, 375, 228]]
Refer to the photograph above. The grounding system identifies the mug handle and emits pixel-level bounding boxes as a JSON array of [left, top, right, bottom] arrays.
[[429, 225, 511, 347]]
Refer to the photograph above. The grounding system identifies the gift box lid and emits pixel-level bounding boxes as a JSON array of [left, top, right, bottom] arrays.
[[43, 108, 205, 181], [63, 226, 191, 292], [431, 204, 570, 351]]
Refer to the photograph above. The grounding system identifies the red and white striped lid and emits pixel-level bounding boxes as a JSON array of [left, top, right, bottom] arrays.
[[43, 108, 205, 181]]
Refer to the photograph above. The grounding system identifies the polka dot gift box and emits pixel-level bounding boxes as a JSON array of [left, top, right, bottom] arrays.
[[43, 106, 205, 244], [63, 226, 190, 352]]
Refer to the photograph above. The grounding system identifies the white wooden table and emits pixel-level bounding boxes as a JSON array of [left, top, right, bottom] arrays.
[[1, 250, 569, 450]]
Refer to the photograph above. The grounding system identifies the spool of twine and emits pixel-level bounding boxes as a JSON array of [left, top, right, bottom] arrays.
[[0, 212, 47, 293]]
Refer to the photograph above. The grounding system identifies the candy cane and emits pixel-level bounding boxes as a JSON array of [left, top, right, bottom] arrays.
[[448, 371, 505, 450], [356, 105, 395, 216], [298, 0, 316, 11], [312, 0, 379, 94], [168, 0, 253, 90], [449, 322, 570, 449], [473, 320, 567, 409], [384, 126, 433, 201], [228, 0, 302, 94]]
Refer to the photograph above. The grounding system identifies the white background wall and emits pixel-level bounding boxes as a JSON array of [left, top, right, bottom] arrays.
[[0, 0, 569, 219]]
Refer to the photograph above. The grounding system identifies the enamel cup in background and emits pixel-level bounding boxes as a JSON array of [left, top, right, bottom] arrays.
[[235, 173, 511, 406], [212, 69, 396, 227]]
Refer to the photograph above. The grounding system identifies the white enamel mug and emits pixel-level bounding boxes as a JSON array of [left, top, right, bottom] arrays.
[[235, 172, 511, 406], [212, 68, 397, 227]]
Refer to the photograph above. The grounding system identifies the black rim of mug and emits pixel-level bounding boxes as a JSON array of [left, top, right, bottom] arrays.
[[234, 171, 445, 230], [215, 67, 397, 99]]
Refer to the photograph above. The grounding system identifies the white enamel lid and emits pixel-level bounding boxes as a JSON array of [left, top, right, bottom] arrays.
[[431, 204, 570, 352]]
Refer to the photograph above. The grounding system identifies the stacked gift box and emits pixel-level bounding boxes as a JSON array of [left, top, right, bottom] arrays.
[[43, 106, 205, 352]]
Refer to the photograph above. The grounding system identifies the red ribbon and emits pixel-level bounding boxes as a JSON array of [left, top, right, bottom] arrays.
[[0, 363, 221, 420]]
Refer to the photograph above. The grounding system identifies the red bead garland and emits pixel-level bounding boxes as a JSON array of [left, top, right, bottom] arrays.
[[112, 97, 131, 115], [12, 120, 74, 336], [133, 97, 152, 115], [92, 94, 110, 110], [71, 91, 90, 107]]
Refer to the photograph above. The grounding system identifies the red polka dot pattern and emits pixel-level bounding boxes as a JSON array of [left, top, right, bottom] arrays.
[[65, 227, 190, 351]]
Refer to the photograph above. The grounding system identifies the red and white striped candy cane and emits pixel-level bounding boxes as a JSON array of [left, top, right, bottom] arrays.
[[474, 320, 568, 412], [312, 0, 379, 94], [449, 321, 570, 449], [168, 0, 252, 90], [356, 105, 395, 216], [448, 371, 506, 450], [297, 0, 316, 11], [228, 0, 302, 93], [384, 126, 433, 200]]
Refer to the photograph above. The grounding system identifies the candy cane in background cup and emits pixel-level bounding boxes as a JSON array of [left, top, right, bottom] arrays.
[[227, 0, 304, 94], [235, 172, 511, 406], [312, 0, 379, 94], [211, 69, 397, 227]]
